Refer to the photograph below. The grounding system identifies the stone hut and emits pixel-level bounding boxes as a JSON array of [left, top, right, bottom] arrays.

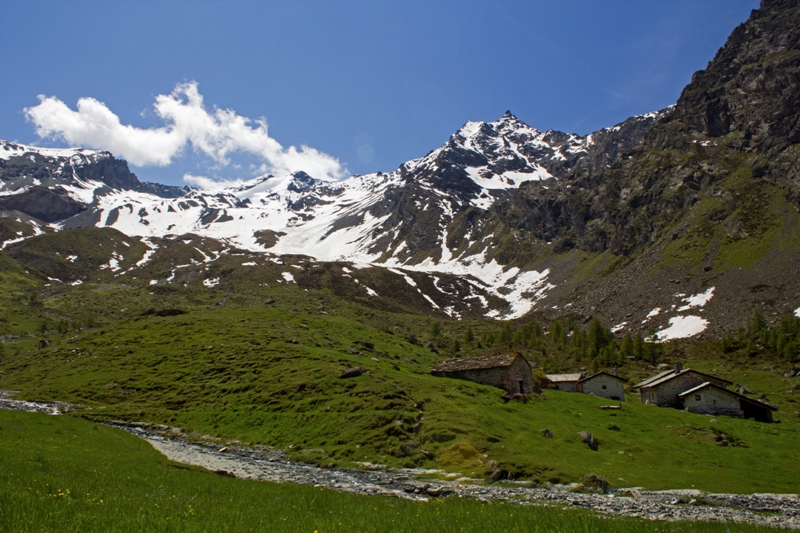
[[431, 353, 535, 394], [545, 373, 584, 392], [576, 372, 628, 401], [635, 368, 732, 407], [679, 382, 777, 422]]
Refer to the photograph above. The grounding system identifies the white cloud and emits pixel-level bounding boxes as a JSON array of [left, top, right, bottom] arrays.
[[24, 82, 347, 181], [182, 173, 244, 191]]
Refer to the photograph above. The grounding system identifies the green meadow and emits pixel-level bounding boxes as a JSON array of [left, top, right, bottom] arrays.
[[1, 281, 799, 494]]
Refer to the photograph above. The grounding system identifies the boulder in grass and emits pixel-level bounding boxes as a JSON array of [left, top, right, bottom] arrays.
[[579, 431, 599, 451], [582, 474, 609, 493], [340, 366, 366, 379], [490, 468, 509, 482]]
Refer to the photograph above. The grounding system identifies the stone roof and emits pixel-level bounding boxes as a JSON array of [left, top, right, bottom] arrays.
[[431, 353, 523, 373], [545, 373, 584, 383], [678, 382, 777, 411], [638, 368, 732, 390], [577, 371, 628, 384], [632, 369, 675, 389]]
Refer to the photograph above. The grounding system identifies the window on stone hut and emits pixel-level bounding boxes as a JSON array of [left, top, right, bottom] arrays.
[[602, 385, 607, 389]]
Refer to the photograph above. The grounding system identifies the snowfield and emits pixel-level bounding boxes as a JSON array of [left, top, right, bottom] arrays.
[[656, 316, 709, 341]]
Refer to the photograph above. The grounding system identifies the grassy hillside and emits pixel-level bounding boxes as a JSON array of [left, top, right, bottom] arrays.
[[1, 228, 799, 495], [0, 410, 777, 533], [0, 252, 45, 336], [1, 271, 799, 494]]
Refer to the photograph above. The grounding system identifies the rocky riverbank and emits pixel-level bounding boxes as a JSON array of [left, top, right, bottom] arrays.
[[105, 420, 799, 529], [1, 396, 798, 528]]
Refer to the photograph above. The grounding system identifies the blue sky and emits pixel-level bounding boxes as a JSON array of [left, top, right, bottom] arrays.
[[1, 0, 759, 187]]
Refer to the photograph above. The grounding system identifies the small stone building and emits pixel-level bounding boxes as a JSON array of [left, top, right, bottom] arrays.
[[431, 353, 535, 394], [576, 372, 628, 401], [679, 382, 777, 422], [545, 373, 584, 392], [635, 368, 732, 407]]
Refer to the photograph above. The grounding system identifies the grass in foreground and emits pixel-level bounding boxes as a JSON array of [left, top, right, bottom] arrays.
[[0, 410, 776, 533]]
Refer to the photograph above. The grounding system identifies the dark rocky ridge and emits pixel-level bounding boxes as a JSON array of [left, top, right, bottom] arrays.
[[0, 142, 189, 222], [483, 0, 799, 260], [673, 0, 800, 206]]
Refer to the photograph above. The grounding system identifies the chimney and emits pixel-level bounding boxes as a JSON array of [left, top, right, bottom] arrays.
[[674, 361, 683, 373]]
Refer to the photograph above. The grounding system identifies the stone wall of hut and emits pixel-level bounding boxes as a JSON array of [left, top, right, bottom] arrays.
[[578, 375, 625, 401]]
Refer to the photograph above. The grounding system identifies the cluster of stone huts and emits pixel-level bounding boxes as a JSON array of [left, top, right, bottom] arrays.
[[429, 354, 626, 400], [430, 355, 777, 422], [633, 363, 777, 422]]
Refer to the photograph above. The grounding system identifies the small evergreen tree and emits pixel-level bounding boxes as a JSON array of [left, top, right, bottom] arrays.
[[620, 332, 633, 359], [500, 322, 512, 344], [633, 332, 644, 359], [430, 322, 441, 339], [465, 326, 474, 343]]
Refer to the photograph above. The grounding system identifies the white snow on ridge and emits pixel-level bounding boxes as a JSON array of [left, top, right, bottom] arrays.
[[795, 306, 800, 319], [655, 316, 709, 341], [0, 141, 106, 161]]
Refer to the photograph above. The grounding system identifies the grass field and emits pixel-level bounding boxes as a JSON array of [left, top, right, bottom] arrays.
[[0, 410, 779, 533]]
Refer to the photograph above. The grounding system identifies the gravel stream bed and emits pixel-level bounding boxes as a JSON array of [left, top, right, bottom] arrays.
[[1, 397, 798, 528]]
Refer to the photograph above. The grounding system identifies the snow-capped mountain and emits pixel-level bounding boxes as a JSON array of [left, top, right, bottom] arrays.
[[0, 111, 665, 319], [3, 0, 800, 340]]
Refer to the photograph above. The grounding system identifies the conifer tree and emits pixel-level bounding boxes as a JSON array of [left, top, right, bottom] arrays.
[[465, 326, 474, 343], [500, 322, 512, 344], [620, 332, 633, 359], [633, 332, 644, 360]]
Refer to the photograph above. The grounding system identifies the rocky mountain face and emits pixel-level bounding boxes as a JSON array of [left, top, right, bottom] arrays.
[[0, 142, 188, 222], [673, 0, 800, 205], [1, 0, 798, 339], [483, 0, 800, 336], [0, 110, 664, 320]]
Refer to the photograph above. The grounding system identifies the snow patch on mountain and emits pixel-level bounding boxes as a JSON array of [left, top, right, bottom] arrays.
[[656, 316, 709, 341], [677, 287, 714, 312]]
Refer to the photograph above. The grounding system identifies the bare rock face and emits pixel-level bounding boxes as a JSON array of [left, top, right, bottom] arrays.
[[0, 186, 87, 222], [674, 0, 800, 150], [672, 0, 800, 204]]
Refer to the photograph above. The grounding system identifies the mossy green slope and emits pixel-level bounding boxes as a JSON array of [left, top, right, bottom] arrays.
[[2, 283, 799, 494]]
